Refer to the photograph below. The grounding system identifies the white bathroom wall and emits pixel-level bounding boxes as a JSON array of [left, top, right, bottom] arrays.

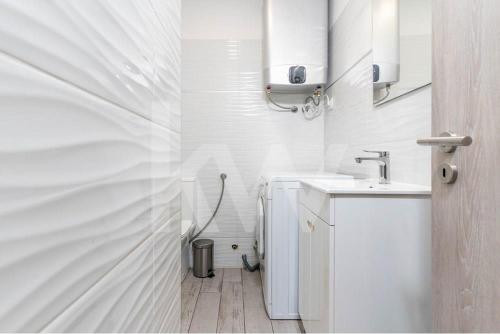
[[182, 0, 325, 267], [324, 0, 431, 185], [0, 1, 181, 332]]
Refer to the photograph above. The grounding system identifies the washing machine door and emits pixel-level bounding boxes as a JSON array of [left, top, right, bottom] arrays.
[[256, 192, 265, 260]]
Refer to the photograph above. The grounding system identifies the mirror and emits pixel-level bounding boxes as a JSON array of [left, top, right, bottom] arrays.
[[372, 0, 431, 106]]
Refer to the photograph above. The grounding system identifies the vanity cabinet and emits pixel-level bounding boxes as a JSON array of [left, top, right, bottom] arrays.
[[298, 181, 431, 333]]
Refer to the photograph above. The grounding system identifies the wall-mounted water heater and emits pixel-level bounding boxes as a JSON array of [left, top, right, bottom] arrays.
[[263, 0, 328, 93], [373, 0, 400, 89]]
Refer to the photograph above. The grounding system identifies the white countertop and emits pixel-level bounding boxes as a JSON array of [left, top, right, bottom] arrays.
[[263, 172, 353, 182], [300, 178, 431, 195]]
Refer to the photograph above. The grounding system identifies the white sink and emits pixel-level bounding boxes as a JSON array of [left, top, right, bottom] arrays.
[[300, 178, 431, 195]]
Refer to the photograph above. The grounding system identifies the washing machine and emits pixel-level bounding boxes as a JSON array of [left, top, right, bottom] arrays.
[[256, 173, 353, 319]]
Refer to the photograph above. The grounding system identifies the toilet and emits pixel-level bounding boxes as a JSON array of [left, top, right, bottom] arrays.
[[181, 177, 197, 281]]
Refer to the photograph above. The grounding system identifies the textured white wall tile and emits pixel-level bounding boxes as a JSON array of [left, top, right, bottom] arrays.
[[325, 138, 431, 185], [182, 91, 323, 152], [324, 4, 431, 186], [43, 217, 180, 333], [182, 0, 263, 40], [325, 55, 431, 147], [0, 0, 181, 331], [151, 224, 182, 333], [151, 0, 182, 131], [329, 0, 351, 27], [0, 0, 179, 128], [182, 91, 324, 242], [210, 237, 258, 268], [182, 0, 325, 266], [328, 0, 372, 85], [182, 39, 262, 92]]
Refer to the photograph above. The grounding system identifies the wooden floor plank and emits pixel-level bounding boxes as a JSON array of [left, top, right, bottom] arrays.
[[185, 268, 278, 333], [201, 269, 223, 293], [188, 292, 221, 333], [271, 320, 303, 333], [223, 268, 242, 282], [242, 269, 273, 333], [217, 281, 245, 333], [181, 270, 203, 333]]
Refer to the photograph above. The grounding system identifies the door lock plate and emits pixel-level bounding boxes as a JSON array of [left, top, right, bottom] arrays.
[[438, 163, 458, 184]]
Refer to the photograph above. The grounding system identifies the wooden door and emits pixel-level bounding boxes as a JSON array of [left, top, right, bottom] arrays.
[[432, 0, 500, 331]]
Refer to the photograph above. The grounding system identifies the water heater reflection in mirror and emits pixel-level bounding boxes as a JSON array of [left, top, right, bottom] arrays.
[[373, 0, 400, 88]]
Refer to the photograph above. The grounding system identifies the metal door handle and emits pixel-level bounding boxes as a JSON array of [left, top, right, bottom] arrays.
[[417, 131, 472, 153]]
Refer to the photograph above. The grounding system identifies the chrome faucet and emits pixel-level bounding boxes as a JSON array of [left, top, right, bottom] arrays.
[[355, 150, 391, 184]]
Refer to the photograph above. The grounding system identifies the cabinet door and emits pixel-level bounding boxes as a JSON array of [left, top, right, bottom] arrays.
[[310, 213, 333, 333], [334, 197, 431, 332], [298, 205, 311, 323]]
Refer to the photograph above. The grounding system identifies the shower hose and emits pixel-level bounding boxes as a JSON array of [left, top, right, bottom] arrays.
[[189, 173, 227, 243]]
